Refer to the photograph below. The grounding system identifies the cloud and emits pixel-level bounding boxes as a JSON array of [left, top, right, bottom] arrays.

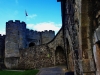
[[28, 14, 37, 18], [27, 22, 61, 34], [0, 29, 5, 35], [26, 14, 37, 20]]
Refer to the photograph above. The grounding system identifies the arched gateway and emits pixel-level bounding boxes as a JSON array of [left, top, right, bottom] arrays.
[[55, 46, 66, 66]]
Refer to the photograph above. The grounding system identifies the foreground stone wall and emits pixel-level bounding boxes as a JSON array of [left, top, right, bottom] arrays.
[[18, 45, 53, 69], [58, 0, 100, 75]]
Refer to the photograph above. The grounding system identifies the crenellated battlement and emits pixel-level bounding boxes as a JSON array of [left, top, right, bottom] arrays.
[[6, 20, 26, 26], [7, 20, 25, 23], [26, 29, 55, 35], [43, 30, 54, 32], [49, 30, 55, 33], [0, 34, 5, 38], [41, 30, 55, 34]]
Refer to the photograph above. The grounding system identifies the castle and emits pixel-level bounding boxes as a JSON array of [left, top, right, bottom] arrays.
[[6, 20, 55, 48], [0, 20, 55, 69], [1, 0, 100, 75]]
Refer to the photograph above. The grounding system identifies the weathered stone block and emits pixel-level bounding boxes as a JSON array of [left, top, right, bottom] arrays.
[[5, 57, 19, 69]]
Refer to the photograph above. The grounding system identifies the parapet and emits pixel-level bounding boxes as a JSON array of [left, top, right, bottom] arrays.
[[6, 20, 26, 25], [8, 20, 13, 23], [21, 21, 26, 25], [38, 30, 55, 34], [49, 30, 55, 33], [15, 20, 20, 23], [0, 34, 5, 39], [6, 20, 26, 28], [6, 20, 13, 25], [44, 30, 48, 32], [0, 34, 5, 36]]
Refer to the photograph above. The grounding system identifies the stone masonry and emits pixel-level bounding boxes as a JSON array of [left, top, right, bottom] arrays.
[[0, 34, 5, 69], [3, 20, 55, 69], [1, 0, 100, 75], [58, 0, 100, 75], [3, 20, 65, 69]]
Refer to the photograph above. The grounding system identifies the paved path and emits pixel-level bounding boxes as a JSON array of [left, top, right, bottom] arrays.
[[37, 66, 67, 75]]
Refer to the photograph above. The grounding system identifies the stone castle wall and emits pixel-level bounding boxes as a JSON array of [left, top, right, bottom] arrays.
[[4, 20, 55, 69], [17, 28, 65, 69], [0, 34, 5, 58], [0, 34, 5, 69], [26, 29, 40, 46], [18, 45, 53, 69], [9, 28, 65, 69], [26, 29, 55, 46], [5, 20, 26, 58], [58, 0, 100, 75], [41, 30, 55, 44]]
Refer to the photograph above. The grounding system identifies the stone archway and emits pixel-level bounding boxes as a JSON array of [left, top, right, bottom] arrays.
[[29, 42, 35, 47], [55, 46, 66, 66]]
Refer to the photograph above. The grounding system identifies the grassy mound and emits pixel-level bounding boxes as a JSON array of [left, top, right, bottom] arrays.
[[0, 70, 39, 75]]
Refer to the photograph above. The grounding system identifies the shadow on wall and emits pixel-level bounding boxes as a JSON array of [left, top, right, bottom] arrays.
[[65, 71, 74, 75]]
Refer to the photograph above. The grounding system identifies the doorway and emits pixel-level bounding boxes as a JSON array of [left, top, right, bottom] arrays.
[[55, 46, 66, 66]]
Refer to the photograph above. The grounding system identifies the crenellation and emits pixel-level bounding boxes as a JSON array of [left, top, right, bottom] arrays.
[[8, 20, 13, 23], [21, 22, 26, 27], [15, 20, 20, 23], [0, 34, 5, 39], [44, 30, 47, 31], [34, 30, 37, 33], [49, 30, 55, 34], [49, 30, 53, 32]]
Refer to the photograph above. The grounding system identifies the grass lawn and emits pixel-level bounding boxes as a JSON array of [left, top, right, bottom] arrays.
[[0, 70, 39, 75]]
